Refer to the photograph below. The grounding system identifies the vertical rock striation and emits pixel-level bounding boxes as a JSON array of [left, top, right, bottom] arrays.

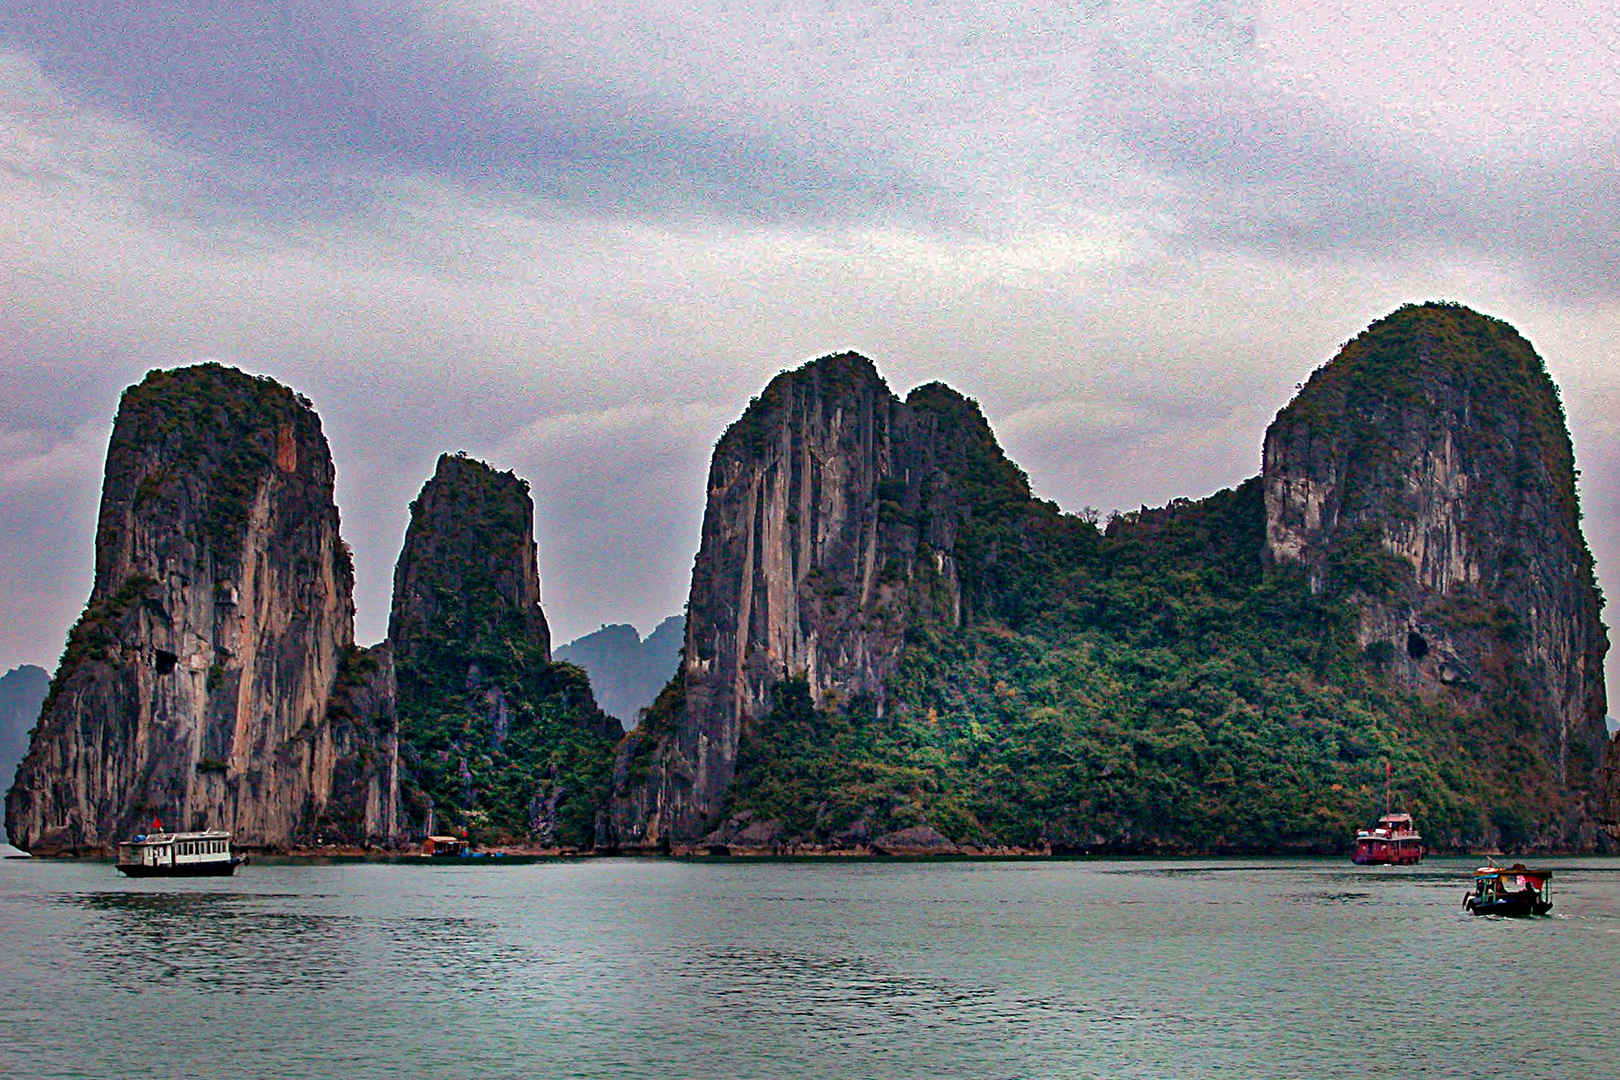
[[607, 353, 1032, 849], [4, 365, 399, 852], [1263, 303, 1608, 809]]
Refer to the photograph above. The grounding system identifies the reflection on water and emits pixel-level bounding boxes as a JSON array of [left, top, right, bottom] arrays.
[[72, 891, 344, 993], [1291, 890, 1373, 903], [68, 890, 535, 998], [3, 857, 1619, 1079], [691, 945, 1043, 1021]]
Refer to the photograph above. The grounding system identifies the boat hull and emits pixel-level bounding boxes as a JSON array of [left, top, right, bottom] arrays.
[[1465, 895, 1551, 917], [115, 859, 240, 877], [1351, 849, 1424, 865]]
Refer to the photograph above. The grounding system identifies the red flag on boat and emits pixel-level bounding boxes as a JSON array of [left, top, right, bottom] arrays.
[[152, 816, 162, 831]]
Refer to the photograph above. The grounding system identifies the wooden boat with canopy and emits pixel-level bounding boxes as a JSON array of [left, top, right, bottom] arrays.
[[1463, 863, 1552, 917]]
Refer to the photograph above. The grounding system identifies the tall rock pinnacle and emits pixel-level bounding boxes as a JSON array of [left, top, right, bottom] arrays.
[[1263, 302, 1608, 799], [5, 364, 399, 851], [389, 453, 615, 845], [606, 353, 1035, 849]]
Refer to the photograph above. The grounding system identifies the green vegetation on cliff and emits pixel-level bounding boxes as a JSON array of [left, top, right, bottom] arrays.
[[732, 480, 1564, 850], [397, 630, 614, 847], [117, 364, 329, 566], [40, 573, 160, 719], [392, 455, 616, 848], [724, 310, 1595, 853]]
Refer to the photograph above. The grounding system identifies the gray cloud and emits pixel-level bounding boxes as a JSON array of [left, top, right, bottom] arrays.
[[1083, 3, 1620, 301], [0, 1, 924, 223]]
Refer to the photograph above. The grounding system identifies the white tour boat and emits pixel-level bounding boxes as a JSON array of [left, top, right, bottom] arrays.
[[116, 830, 242, 877]]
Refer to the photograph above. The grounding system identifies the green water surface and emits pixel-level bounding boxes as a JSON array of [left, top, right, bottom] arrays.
[[1, 855, 1614, 1079]]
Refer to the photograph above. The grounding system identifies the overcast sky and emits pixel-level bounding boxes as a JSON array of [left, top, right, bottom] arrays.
[[1, 1, 1616, 704]]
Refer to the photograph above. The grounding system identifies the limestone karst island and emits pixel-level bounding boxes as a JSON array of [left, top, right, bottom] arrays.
[[6, 303, 1618, 856]]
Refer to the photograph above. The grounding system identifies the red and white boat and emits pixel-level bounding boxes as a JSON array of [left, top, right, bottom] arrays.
[[1352, 812, 1424, 865]]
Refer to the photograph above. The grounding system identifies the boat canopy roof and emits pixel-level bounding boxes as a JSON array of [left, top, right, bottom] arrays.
[[123, 830, 231, 846], [1475, 864, 1551, 884]]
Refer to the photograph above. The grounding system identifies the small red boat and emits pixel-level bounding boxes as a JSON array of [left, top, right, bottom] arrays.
[[1352, 812, 1424, 864]]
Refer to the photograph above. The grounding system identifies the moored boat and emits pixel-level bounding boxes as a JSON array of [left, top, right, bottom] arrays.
[[116, 830, 242, 877], [1352, 812, 1425, 865], [1464, 863, 1552, 917], [1352, 761, 1424, 865], [420, 835, 469, 857]]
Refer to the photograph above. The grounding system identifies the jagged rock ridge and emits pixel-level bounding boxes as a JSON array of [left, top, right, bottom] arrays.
[[5, 365, 399, 851], [611, 305, 1611, 853], [0, 666, 49, 796]]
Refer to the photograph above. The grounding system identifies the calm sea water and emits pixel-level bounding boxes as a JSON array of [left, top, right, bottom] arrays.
[[1, 853, 1617, 1079]]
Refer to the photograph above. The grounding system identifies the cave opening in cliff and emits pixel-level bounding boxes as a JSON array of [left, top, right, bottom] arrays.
[[155, 649, 178, 674], [1406, 632, 1429, 661]]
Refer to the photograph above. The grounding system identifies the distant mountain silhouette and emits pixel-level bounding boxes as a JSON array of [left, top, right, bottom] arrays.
[[556, 617, 683, 729], [1, 665, 49, 795]]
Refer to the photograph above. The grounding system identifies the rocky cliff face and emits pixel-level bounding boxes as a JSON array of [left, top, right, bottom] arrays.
[[390, 453, 616, 845], [390, 453, 551, 667], [1603, 736, 1620, 840], [611, 308, 1609, 853], [4, 365, 399, 852], [1263, 303, 1608, 802], [318, 642, 402, 842], [607, 354, 1031, 849]]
